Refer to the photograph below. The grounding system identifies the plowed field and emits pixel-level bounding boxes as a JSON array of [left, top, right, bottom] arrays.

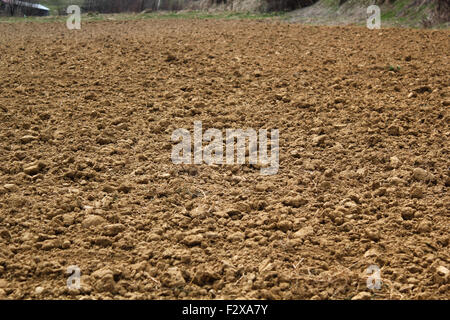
[[0, 19, 449, 299]]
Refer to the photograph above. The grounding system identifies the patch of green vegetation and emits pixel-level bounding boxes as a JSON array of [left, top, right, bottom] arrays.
[[321, 0, 340, 10], [0, 10, 286, 24], [40, 0, 84, 15], [379, 0, 436, 27], [139, 11, 286, 20], [388, 65, 401, 72]]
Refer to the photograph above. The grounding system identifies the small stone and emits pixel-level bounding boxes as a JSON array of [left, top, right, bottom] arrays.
[[23, 161, 45, 175], [0, 279, 8, 288], [117, 184, 132, 193], [312, 134, 327, 146], [62, 214, 76, 226], [387, 125, 400, 136], [389, 156, 401, 168], [35, 286, 45, 294], [276, 221, 292, 232], [373, 187, 387, 197], [356, 168, 367, 177], [435, 266, 449, 284], [91, 268, 115, 293], [343, 200, 357, 208], [388, 176, 404, 186], [282, 197, 308, 208], [320, 181, 331, 189], [225, 208, 242, 220], [364, 248, 379, 258], [3, 184, 18, 192], [416, 220, 432, 233], [412, 168, 430, 182], [96, 136, 113, 145], [255, 183, 272, 192], [20, 135, 36, 144], [41, 239, 60, 250], [407, 92, 417, 98], [102, 185, 115, 193], [436, 266, 449, 277], [61, 240, 71, 249], [81, 215, 107, 228], [102, 224, 125, 236], [182, 234, 203, 246], [292, 98, 314, 109], [293, 226, 313, 239], [411, 185, 424, 199], [161, 267, 186, 288], [0, 230, 11, 241], [324, 169, 333, 177], [193, 270, 220, 286], [401, 207, 415, 220], [351, 292, 371, 300], [92, 237, 113, 247], [365, 229, 380, 242], [399, 284, 414, 293], [189, 206, 207, 219], [227, 231, 245, 242], [348, 193, 361, 204]]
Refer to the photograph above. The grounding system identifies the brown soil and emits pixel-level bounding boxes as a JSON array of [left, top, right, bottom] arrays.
[[0, 19, 449, 300]]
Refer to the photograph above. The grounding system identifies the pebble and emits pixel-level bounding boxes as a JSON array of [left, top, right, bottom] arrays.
[[351, 292, 371, 300], [226, 208, 242, 220], [364, 248, 379, 258], [436, 266, 449, 277], [389, 156, 401, 168], [276, 221, 292, 232], [161, 267, 186, 288], [193, 270, 220, 286], [227, 231, 245, 242], [435, 266, 449, 284], [20, 135, 36, 144], [3, 184, 18, 192], [387, 125, 400, 136], [102, 185, 115, 193], [35, 286, 45, 294], [0, 279, 7, 288], [255, 183, 272, 192], [23, 161, 45, 175], [282, 197, 308, 208], [182, 234, 203, 246], [117, 184, 132, 193], [401, 207, 415, 220], [41, 239, 60, 250], [293, 226, 313, 239], [81, 215, 107, 228], [410, 185, 424, 199], [0, 230, 11, 241], [91, 268, 115, 293], [388, 176, 404, 186], [365, 229, 381, 242], [292, 98, 314, 109], [416, 220, 432, 233], [312, 134, 327, 146], [102, 224, 126, 236], [412, 168, 429, 182]]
